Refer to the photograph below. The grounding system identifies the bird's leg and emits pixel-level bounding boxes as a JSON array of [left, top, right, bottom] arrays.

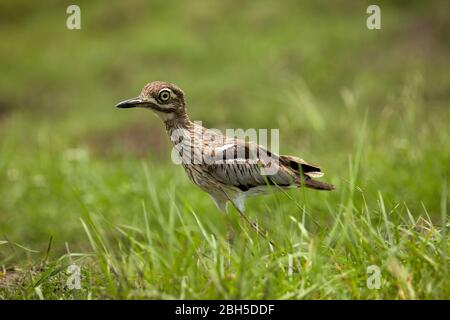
[[210, 194, 235, 244], [231, 199, 275, 248], [218, 186, 275, 248], [234, 204, 275, 247], [224, 210, 235, 245]]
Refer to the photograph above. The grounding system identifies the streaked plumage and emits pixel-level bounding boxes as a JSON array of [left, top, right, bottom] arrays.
[[116, 81, 334, 215]]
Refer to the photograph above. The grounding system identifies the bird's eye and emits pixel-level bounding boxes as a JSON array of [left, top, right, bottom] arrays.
[[158, 89, 171, 102]]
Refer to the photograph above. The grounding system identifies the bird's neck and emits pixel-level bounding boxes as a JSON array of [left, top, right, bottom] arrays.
[[164, 112, 194, 139]]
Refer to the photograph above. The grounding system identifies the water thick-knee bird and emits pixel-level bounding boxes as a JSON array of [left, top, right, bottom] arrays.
[[116, 81, 334, 233]]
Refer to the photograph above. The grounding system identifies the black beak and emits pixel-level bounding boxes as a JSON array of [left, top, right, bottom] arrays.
[[115, 97, 144, 108]]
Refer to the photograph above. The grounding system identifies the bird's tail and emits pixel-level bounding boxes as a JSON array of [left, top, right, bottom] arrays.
[[304, 178, 335, 191], [279, 155, 335, 191]]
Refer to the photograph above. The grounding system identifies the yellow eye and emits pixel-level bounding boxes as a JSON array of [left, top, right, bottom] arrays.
[[158, 89, 171, 102]]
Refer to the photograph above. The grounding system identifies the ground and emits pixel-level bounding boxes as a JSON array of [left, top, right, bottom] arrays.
[[0, 1, 449, 299]]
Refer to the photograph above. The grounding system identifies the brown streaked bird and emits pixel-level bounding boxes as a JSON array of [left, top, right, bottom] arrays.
[[116, 81, 334, 219]]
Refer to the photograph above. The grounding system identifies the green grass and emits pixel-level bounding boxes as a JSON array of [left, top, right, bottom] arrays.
[[0, 1, 449, 299]]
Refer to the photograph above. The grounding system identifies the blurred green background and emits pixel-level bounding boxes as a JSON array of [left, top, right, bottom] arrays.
[[0, 0, 449, 263]]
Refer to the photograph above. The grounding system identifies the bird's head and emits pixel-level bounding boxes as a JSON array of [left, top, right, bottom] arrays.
[[115, 81, 186, 120]]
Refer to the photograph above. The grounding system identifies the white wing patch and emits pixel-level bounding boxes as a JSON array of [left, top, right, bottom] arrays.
[[214, 144, 235, 153], [304, 171, 324, 178]]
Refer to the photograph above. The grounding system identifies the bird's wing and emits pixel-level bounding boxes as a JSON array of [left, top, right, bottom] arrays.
[[278, 155, 323, 178], [202, 140, 296, 191]]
